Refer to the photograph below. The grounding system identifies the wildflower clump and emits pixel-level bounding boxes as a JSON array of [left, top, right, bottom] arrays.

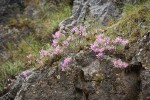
[[39, 31, 65, 59], [89, 33, 129, 68], [35, 25, 129, 70], [112, 59, 128, 68], [90, 34, 128, 59], [71, 25, 87, 36], [39, 25, 88, 58], [61, 57, 72, 71]]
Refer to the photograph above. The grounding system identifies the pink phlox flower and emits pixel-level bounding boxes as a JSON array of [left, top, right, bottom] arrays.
[[104, 37, 111, 45], [113, 37, 123, 43], [79, 25, 85, 31], [61, 57, 72, 71], [47, 52, 54, 57], [106, 46, 115, 50], [96, 35, 103, 40], [71, 27, 79, 34], [98, 48, 105, 52], [113, 37, 129, 45], [63, 40, 69, 46], [53, 45, 62, 55], [113, 59, 128, 68], [52, 39, 58, 47], [121, 39, 129, 45], [63, 58, 72, 65], [40, 49, 48, 58], [93, 48, 105, 53], [96, 38, 105, 44], [96, 35, 105, 43], [96, 53, 103, 58], [90, 43, 98, 51], [79, 25, 86, 34], [53, 31, 61, 39]]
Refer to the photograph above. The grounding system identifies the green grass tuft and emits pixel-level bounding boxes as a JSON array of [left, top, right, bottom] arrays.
[[0, 1, 71, 91], [0, 61, 25, 91]]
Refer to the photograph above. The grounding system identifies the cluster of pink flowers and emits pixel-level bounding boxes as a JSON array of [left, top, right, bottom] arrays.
[[52, 31, 61, 39], [52, 31, 65, 47], [112, 59, 128, 68], [39, 31, 66, 59], [37, 27, 129, 70], [63, 40, 69, 46], [90, 34, 115, 58], [53, 45, 63, 55], [71, 25, 87, 36], [61, 57, 72, 71], [52, 39, 58, 47], [90, 34, 129, 59], [89, 32, 129, 68], [39, 49, 49, 58], [113, 37, 129, 45]]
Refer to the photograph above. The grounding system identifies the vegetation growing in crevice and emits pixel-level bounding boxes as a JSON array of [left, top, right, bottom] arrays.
[[0, 0, 71, 91], [87, 0, 150, 44], [107, 1, 150, 42], [33, 25, 128, 73]]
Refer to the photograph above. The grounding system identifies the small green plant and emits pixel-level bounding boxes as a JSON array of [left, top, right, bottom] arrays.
[[0, 61, 25, 91]]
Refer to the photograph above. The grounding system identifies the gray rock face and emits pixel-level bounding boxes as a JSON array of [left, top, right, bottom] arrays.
[[60, 0, 121, 30], [0, 25, 31, 62], [124, 32, 150, 100], [59, 0, 148, 30], [0, 51, 144, 100], [0, 0, 24, 23]]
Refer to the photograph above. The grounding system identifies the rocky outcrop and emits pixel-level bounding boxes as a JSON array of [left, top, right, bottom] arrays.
[[0, 31, 149, 100], [0, 25, 31, 62], [59, 0, 121, 30], [0, 0, 26, 61], [59, 0, 148, 30], [125, 31, 150, 100], [0, 0, 24, 23], [0, 0, 150, 100]]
